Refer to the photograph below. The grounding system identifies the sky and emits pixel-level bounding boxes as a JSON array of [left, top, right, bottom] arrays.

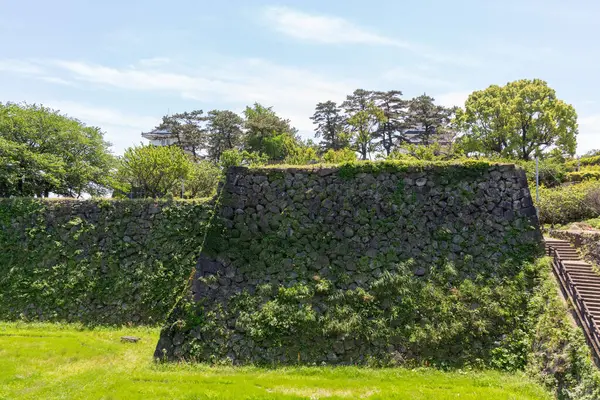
[[1, 0, 599, 155]]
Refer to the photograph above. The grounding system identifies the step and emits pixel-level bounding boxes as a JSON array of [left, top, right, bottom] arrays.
[[578, 295, 600, 304], [587, 305, 600, 313], [566, 272, 598, 279], [570, 281, 600, 289], [566, 267, 596, 273], [577, 286, 600, 299]]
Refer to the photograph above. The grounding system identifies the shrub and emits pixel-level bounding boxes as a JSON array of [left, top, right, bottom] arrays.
[[580, 155, 600, 167], [566, 170, 600, 183], [322, 148, 357, 164], [536, 180, 600, 225], [220, 149, 268, 168], [186, 160, 222, 198], [115, 144, 191, 198]]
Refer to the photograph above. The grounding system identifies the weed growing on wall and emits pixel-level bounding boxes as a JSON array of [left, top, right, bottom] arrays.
[[0, 198, 214, 325]]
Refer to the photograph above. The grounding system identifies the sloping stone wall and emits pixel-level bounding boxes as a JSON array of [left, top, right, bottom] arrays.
[[0, 198, 213, 325], [155, 163, 543, 365]]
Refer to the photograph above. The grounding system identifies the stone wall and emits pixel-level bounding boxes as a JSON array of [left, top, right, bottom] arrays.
[[0, 198, 213, 325], [155, 162, 543, 365]]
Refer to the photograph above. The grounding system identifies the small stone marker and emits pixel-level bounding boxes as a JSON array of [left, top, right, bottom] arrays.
[[121, 336, 141, 343]]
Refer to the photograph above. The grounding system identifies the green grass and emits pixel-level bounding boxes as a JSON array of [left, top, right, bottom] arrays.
[[0, 323, 552, 400]]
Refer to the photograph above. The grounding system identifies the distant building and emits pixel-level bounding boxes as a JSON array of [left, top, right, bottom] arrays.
[[141, 127, 178, 146], [403, 128, 453, 146]]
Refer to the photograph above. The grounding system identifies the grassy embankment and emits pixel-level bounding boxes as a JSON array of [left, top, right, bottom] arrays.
[[0, 322, 552, 400]]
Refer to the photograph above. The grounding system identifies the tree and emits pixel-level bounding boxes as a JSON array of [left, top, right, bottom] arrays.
[[156, 110, 206, 160], [284, 139, 319, 165], [115, 144, 191, 198], [186, 160, 221, 198], [322, 148, 357, 164], [0, 102, 114, 197], [311, 101, 348, 151], [405, 95, 454, 146], [205, 110, 245, 162], [0, 137, 64, 197], [244, 103, 299, 161], [373, 90, 407, 155], [457, 79, 578, 160], [342, 89, 385, 160], [347, 102, 386, 160], [220, 149, 269, 168], [455, 85, 510, 156]]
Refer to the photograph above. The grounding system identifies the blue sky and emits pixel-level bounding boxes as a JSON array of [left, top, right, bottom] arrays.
[[1, 0, 599, 154]]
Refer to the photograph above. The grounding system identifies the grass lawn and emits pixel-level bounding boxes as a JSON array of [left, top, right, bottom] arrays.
[[0, 322, 552, 400]]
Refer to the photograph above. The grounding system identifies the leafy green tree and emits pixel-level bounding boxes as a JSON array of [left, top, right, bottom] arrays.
[[186, 160, 222, 198], [115, 144, 191, 198], [220, 149, 269, 168], [405, 95, 454, 146], [347, 102, 386, 160], [156, 110, 207, 160], [0, 102, 114, 197], [0, 137, 64, 197], [342, 89, 384, 160], [457, 79, 578, 160], [284, 139, 319, 165], [322, 148, 357, 164], [388, 143, 458, 161], [244, 103, 298, 161], [373, 90, 407, 155], [205, 110, 245, 162], [311, 101, 348, 151]]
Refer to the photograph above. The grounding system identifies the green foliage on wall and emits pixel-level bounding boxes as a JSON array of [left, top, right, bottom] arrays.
[[0, 198, 214, 325]]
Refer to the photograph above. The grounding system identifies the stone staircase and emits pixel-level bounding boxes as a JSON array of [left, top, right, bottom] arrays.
[[545, 238, 600, 364]]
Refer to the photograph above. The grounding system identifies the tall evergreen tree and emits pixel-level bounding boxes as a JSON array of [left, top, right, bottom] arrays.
[[342, 89, 382, 159], [311, 101, 348, 151], [205, 110, 244, 162], [405, 95, 454, 146], [157, 110, 207, 160], [244, 103, 298, 161], [373, 90, 407, 155]]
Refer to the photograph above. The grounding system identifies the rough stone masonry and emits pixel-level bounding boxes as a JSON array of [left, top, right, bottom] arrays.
[[155, 163, 543, 364]]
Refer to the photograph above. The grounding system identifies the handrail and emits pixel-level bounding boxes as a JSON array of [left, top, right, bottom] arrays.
[[548, 245, 600, 365]]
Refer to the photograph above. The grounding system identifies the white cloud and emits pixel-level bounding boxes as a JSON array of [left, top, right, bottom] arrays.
[[434, 91, 471, 108], [383, 67, 456, 88], [43, 58, 357, 136], [263, 6, 409, 47], [578, 115, 600, 155], [138, 57, 172, 67], [0, 59, 44, 75], [38, 76, 74, 86], [0, 57, 363, 143], [262, 7, 480, 67]]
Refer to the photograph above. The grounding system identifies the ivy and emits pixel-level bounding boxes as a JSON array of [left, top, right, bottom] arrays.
[[0, 198, 213, 325]]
